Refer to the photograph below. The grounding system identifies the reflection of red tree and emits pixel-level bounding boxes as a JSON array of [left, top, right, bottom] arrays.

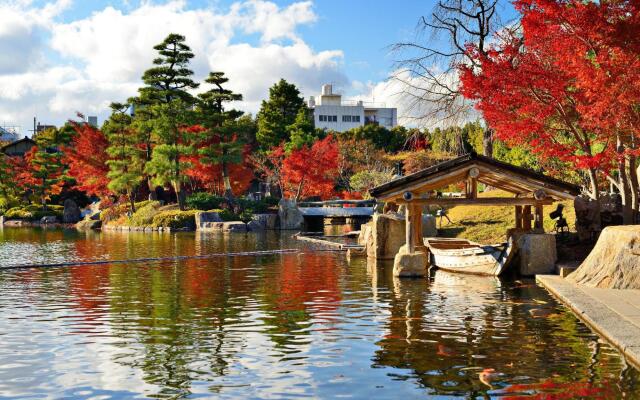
[[503, 379, 613, 400], [272, 253, 341, 313], [68, 240, 111, 319]]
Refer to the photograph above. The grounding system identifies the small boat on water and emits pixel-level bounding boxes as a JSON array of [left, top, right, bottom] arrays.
[[425, 237, 515, 276]]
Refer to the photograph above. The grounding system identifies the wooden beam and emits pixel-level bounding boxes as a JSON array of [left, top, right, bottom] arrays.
[[406, 204, 415, 253], [397, 197, 553, 207]]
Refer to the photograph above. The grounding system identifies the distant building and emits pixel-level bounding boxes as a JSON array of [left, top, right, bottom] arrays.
[[87, 116, 98, 127], [35, 123, 56, 134], [307, 84, 397, 132], [1, 137, 36, 157]]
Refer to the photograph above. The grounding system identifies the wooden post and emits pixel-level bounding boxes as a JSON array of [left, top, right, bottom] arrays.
[[468, 167, 479, 199], [406, 203, 414, 253], [515, 205, 523, 230], [411, 203, 427, 252], [523, 205, 532, 231], [534, 204, 544, 230]]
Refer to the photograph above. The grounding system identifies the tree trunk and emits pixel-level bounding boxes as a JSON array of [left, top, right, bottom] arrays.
[[617, 135, 634, 224], [129, 191, 137, 213], [482, 128, 493, 158], [221, 161, 234, 200], [630, 154, 639, 224], [587, 167, 600, 200], [174, 181, 185, 210]]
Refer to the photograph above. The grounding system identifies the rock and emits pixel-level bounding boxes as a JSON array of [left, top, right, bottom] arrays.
[[517, 233, 557, 276], [278, 199, 304, 230], [358, 222, 371, 246], [63, 199, 81, 224], [393, 244, 428, 277], [247, 214, 278, 231], [568, 225, 640, 289], [4, 220, 24, 227], [423, 214, 437, 237], [223, 221, 247, 233], [195, 211, 223, 230], [365, 213, 406, 260], [198, 221, 247, 233], [75, 219, 102, 230], [40, 215, 58, 224]]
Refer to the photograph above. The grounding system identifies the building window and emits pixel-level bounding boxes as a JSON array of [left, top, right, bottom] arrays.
[[353, 115, 360, 122], [331, 115, 337, 122], [319, 115, 327, 122], [342, 115, 352, 122]]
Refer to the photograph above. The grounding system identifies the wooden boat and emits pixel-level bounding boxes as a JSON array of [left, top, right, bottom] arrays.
[[424, 237, 515, 276]]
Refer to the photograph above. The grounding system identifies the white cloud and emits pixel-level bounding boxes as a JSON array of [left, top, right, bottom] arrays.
[[0, 0, 346, 134]]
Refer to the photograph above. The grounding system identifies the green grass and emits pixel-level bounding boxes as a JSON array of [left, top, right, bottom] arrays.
[[435, 190, 576, 244]]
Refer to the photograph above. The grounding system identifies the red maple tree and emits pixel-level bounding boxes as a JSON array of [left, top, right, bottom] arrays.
[[281, 135, 339, 201], [459, 0, 640, 218], [63, 122, 111, 198]]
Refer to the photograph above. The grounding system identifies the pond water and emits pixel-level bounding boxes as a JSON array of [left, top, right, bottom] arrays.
[[0, 227, 639, 399]]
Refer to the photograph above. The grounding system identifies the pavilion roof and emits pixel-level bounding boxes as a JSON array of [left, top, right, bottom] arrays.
[[369, 153, 580, 202]]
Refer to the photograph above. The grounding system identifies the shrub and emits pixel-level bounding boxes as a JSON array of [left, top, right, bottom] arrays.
[[186, 192, 226, 211], [128, 201, 161, 226], [4, 205, 64, 220], [100, 200, 155, 222], [151, 210, 198, 230]]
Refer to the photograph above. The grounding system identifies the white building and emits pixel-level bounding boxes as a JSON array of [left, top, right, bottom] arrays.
[[308, 84, 397, 132]]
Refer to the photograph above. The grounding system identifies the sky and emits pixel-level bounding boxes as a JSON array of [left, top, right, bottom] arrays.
[[0, 0, 517, 136]]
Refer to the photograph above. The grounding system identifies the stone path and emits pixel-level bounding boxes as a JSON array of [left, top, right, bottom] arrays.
[[537, 275, 640, 369]]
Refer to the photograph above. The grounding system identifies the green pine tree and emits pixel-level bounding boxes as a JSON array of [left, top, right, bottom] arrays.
[[284, 108, 323, 153], [196, 71, 244, 199], [103, 102, 145, 212], [138, 33, 199, 210], [256, 79, 306, 149]]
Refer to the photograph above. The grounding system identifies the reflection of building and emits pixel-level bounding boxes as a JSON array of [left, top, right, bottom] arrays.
[[308, 84, 397, 132], [1, 137, 36, 157]]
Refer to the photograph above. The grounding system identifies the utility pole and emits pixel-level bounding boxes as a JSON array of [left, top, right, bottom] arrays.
[[28, 117, 37, 138]]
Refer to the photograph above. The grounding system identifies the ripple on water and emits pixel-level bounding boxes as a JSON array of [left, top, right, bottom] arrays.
[[0, 229, 638, 398]]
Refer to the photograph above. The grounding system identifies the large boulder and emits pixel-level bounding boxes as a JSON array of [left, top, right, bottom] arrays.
[[195, 211, 223, 230], [517, 233, 557, 276], [365, 213, 406, 260], [63, 199, 81, 223], [278, 199, 304, 230], [247, 214, 279, 231], [76, 218, 102, 231], [393, 244, 428, 277], [40, 215, 57, 224], [568, 226, 640, 289]]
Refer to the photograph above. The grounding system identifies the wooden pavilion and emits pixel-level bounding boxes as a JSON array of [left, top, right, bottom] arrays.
[[369, 153, 581, 255]]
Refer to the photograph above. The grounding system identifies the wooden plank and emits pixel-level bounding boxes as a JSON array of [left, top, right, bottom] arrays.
[[406, 204, 414, 253], [397, 197, 553, 206], [477, 166, 576, 200]]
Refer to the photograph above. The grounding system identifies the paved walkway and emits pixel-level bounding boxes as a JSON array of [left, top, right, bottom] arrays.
[[537, 275, 640, 369]]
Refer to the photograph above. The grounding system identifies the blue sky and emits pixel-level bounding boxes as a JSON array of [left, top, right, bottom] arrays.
[[0, 0, 518, 134]]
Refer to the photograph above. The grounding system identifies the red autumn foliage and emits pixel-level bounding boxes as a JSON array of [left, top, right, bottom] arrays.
[[281, 135, 339, 200], [63, 122, 111, 197], [15, 147, 66, 200], [185, 130, 255, 196], [459, 0, 640, 198]]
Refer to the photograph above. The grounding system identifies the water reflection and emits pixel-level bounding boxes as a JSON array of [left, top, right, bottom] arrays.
[[0, 228, 638, 398]]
